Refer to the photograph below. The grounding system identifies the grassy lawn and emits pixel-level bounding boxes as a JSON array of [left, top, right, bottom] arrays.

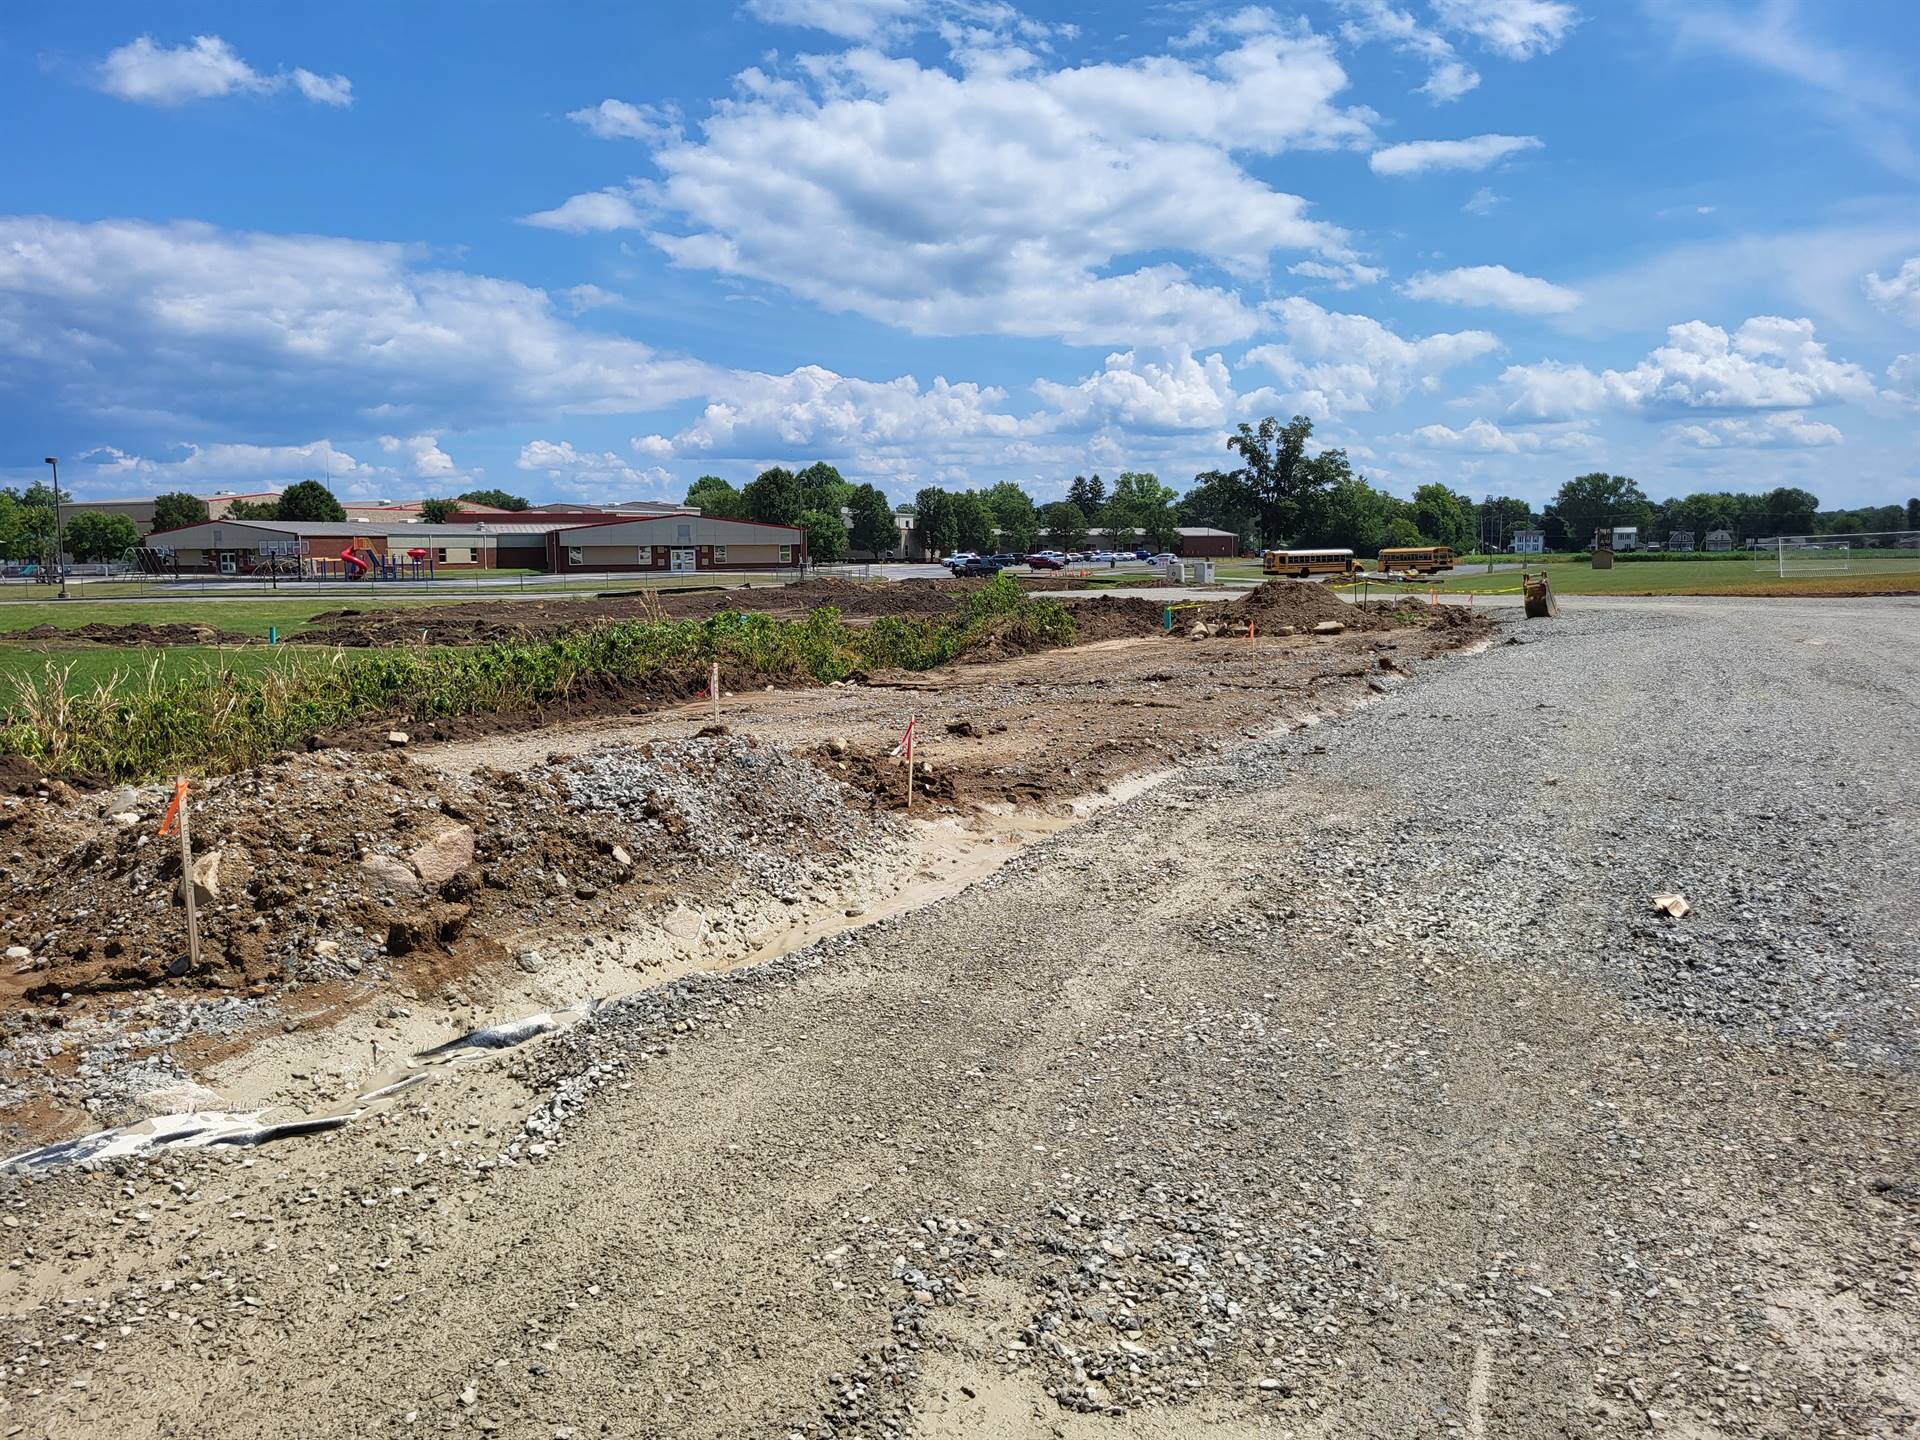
[[1432, 556, 1920, 597], [0, 644, 333, 694], [0, 575, 788, 638]]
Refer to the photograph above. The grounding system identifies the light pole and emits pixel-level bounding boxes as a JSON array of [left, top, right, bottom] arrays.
[[43, 457, 68, 600]]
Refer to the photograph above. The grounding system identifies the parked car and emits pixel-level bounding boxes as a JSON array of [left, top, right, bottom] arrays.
[[1149, 551, 1177, 564], [942, 551, 980, 572], [1025, 553, 1065, 570], [1132, 548, 1152, 560], [958, 555, 1010, 576]]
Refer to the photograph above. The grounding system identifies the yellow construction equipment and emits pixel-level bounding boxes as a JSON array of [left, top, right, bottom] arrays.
[[1522, 568, 1558, 618]]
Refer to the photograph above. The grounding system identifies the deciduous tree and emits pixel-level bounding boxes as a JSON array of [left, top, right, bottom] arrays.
[[743, 467, 803, 526], [951, 491, 997, 552], [800, 508, 848, 563], [1226, 415, 1329, 545], [275, 480, 346, 522], [847, 484, 898, 556], [151, 492, 209, 532], [1550, 473, 1651, 550], [457, 488, 529, 511], [982, 482, 1039, 552], [914, 487, 958, 556], [64, 511, 140, 563], [685, 474, 748, 520], [1041, 500, 1089, 552]]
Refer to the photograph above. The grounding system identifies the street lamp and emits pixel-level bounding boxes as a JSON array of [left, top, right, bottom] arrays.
[[43, 457, 68, 600]]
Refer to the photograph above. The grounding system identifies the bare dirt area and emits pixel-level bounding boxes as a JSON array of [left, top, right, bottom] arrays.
[[11, 621, 259, 648], [0, 596, 1910, 1440], [0, 595, 1479, 1153], [294, 573, 1435, 650]]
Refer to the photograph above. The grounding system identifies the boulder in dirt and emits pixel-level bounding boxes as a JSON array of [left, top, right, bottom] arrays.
[[185, 849, 226, 906], [409, 824, 475, 887], [387, 731, 411, 747], [107, 788, 141, 816], [1312, 620, 1346, 635], [361, 853, 421, 893]]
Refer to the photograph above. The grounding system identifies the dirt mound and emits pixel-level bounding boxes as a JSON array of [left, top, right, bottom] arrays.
[[16, 621, 257, 647], [301, 579, 992, 647], [1055, 596, 1167, 643], [1217, 580, 1355, 627]]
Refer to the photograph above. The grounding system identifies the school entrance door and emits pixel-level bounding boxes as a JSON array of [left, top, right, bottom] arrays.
[[670, 548, 697, 573]]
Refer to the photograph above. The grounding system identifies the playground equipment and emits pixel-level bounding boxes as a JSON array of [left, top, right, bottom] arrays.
[[339, 546, 371, 579]]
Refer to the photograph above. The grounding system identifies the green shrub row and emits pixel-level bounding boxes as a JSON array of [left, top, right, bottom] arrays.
[[0, 575, 1074, 781]]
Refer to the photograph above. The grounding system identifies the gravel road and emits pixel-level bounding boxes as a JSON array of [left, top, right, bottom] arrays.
[[2, 597, 1914, 1438]]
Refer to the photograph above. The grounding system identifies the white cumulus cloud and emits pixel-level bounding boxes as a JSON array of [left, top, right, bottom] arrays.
[[97, 35, 351, 107], [73, 440, 376, 497], [742, 0, 921, 41], [1031, 350, 1242, 433], [566, 98, 679, 142], [1502, 316, 1878, 419], [1672, 412, 1844, 448], [1406, 417, 1594, 452], [1864, 256, 1920, 323], [1431, 0, 1579, 59], [378, 434, 460, 479], [532, 20, 1371, 345], [517, 441, 674, 498], [1242, 298, 1500, 417], [0, 216, 723, 437], [1370, 132, 1542, 175], [1402, 263, 1581, 314], [1288, 259, 1388, 289]]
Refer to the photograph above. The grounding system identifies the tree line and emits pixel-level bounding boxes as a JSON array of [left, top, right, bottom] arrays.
[[693, 416, 1920, 560]]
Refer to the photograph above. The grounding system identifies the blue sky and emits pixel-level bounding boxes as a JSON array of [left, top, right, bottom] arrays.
[[4, 0, 1918, 511]]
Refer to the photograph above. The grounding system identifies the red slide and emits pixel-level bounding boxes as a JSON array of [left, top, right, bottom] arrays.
[[339, 546, 370, 578]]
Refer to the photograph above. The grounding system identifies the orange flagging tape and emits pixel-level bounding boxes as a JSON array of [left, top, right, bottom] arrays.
[[158, 778, 188, 836]]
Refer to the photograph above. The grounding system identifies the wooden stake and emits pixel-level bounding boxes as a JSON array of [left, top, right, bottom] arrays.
[[710, 659, 720, 722], [174, 779, 203, 972], [905, 714, 916, 812]]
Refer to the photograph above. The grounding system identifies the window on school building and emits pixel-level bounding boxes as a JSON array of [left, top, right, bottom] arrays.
[[714, 545, 728, 563], [567, 546, 584, 566], [778, 544, 792, 564]]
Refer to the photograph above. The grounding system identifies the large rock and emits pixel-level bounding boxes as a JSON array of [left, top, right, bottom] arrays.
[[409, 824, 475, 887], [361, 853, 421, 894], [1312, 620, 1346, 635], [185, 850, 224, 906]]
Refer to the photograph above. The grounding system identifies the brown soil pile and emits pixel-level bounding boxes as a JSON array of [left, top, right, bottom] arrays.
[[0, 736, 875, 1016], [16, 621, 257, 647], [1054, 596, 1167, 643], [301, 578, 990, 647], [1203, 580, 1493, 638]]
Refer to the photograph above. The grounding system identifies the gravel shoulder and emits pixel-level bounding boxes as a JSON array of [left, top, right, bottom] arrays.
[[0, 598, 1914, 1438]]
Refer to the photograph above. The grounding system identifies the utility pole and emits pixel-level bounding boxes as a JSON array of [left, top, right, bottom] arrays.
[[43, 457, 68, 600]]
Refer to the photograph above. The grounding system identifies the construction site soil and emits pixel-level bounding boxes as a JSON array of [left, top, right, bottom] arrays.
[[12, 621, 259, 648], [0, 589, 1486, 1152], [297, 575, 1439, 649]]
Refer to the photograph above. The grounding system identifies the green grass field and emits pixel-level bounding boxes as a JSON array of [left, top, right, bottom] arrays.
[[1434, 555, 1920, 597], [0, 644, 332, 694]]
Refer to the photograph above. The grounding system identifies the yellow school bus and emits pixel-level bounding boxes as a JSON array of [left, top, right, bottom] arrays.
[[1263, 547, 1358, 578], [1378, 546, 1455, 575]]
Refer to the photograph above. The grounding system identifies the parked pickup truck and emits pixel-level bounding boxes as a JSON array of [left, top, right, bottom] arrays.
[[958, 554, 1012, 576]]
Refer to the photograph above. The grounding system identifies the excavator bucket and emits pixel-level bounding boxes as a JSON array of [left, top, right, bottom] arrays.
[[1522, 569, 1558, 619]]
